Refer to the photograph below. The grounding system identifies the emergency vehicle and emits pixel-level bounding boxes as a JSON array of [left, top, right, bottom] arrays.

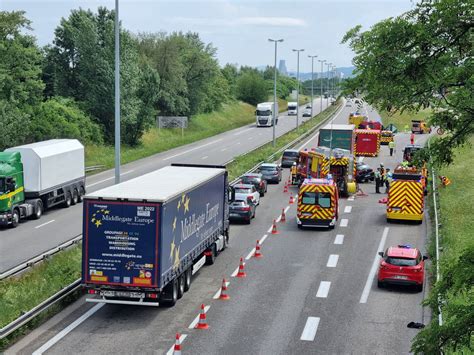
[[386, 165, 425, 223], [411, 120, 431, 134], [354, 129, 381, 157], [380, 130, 394, 145], [348, 112, 366, 127], [297, 178, 339, 229]]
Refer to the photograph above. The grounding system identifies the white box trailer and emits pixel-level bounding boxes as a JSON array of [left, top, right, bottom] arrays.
[[6, 139, 85, 194]]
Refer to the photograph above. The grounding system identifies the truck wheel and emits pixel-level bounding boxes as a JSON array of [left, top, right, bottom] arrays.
[[63, 192, 72, 208], [72, 189, 79, 205], [184, 268, 192, 292], [177, 274, 185, 299], [10, 209, 20, 228], [32, 200, 43, 220], [78, 186, 85, 202], [205, 244, 216, 265], [160, 279, 178, 307]]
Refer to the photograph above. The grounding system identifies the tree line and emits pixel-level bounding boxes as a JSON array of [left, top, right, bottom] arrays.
[[0, 8, 299, 151]]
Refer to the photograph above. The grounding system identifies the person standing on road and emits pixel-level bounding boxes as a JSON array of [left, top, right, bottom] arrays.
[[374, 168, 381, 194], [388, 140, 395, 156], [385, 168, 392, 193], [410, 133, 415, 145]]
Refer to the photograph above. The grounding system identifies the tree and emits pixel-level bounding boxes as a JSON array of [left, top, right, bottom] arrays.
[[342, 0, 473, 166], [236, 71, 269, 106]]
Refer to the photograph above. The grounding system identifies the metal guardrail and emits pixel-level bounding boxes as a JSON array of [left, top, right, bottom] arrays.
[[0, 103, 341, 340], [0, 235, 82, 281], [85, 165, 105, 172], [0, 279, 81, 340], [427, 139, 443, 327]]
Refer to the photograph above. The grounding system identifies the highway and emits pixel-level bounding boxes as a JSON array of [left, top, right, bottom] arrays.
[[8, 101, 432, 354], [0, 98, 331, 273]]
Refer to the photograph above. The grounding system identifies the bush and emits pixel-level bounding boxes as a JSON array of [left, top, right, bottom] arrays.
[[236, 72, 269, 106], [30, 97, 103, 145]]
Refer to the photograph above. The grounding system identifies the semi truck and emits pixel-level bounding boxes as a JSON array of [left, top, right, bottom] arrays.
[[0, 139, 85, 228], [256, 102, 278, 127], [354, 129, 381, 157], [318, 124, 355, 152], [82, 164, 233, 307], [287, 102, 298, 115]]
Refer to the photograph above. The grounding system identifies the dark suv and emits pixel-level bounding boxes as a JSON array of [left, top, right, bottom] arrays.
[[258, 163, 282, 183], [281, 150, 300, 168], [229, 198, 256, 224], [240, 173, 267, 197]]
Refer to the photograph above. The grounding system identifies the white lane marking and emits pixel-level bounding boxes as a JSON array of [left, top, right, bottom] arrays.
[[275, 215, 281, 223], [188, 305, 211, 329], [35, 220, 55, 229], [360, 227, 390, 304], [231, 261, 246, 277], [300, 317, 320, 341], [221, 148, 228, 152], [248, 137, 253, 141], [260, 234, 269, 244], [32, 303, 105, 355], [259, 133, 263, 136], [316, 281, 331, 298], [348, 196, 355, 201], [344, 206, 352, 213], [340, 218, 349, 227], [86, 170, 135, 188], [236, 142, 241, 145], [163, 139, 223, 161], [284, 205, 290, 213], [334, 234, 344, 245], [267, 225, 274, 233], [245, 248, 256, 260], [233, 127, 254, 136], [166, 334, 187, 355], [327, 254, 339, 268], [212, 281, 230, 299], [201, 156, 208, 160]]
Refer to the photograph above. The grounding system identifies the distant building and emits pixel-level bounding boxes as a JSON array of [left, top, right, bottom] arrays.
[[278, 60, 288, 76]]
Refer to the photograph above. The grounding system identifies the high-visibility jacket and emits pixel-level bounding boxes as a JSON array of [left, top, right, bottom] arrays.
[[388, 141, 395, 149]]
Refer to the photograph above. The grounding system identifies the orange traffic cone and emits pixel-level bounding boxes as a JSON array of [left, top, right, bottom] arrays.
[[219, 278, 230, 300], [289, 194, 295, 204], [280, 208, 286, 223], [173, 333, 182, 354], [271, 219, 279, 234], [254, 240, 263, 258], [236, 257, 247, 278], [283, 183, 288, 193], [195, 304, 209, 329]]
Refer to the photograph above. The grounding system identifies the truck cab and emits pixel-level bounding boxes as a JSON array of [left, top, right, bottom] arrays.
[[411, 120, 431, 134], [297, 178, 339, 229], [287, 102, 298, 115], [256, 102, 278, 127]]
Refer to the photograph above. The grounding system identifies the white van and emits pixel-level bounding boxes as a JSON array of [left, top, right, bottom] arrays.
[[287, 102, 298, 115], [256, 102, 278, 127]]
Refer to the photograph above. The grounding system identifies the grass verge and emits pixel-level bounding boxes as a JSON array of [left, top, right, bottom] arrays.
[[379, 108, 432, 131], [412, 135, 474, 354], [86, 101, 255, 170], [0, 101, 340, 350]]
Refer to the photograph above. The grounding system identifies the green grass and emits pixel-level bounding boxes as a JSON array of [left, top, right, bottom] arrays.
[[379, 108, 432, 131], [0, 101, 340, 348], [86, 101, 255, 170]]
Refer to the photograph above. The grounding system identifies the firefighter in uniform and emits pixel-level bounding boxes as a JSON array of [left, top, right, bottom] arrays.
[[388, 140, 395, 156], [291, 162, 298, 185], [374, 168, 382, 194]]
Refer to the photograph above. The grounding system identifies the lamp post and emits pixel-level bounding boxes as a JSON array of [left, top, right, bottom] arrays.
[[292, 48, 304, 129], [114, 0, 121, 184], [268, 38, 284, 147], [308, 54, 318, 117], [318, 59, 326, 114], [325, 62, 332, 109]]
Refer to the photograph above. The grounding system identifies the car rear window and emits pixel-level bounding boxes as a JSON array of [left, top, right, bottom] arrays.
[[385, 257, 417, 266], [241, 177, 259, 184], [283, 151, 299, 158], [260, 166, 277, 171], [301, 191, 331, 208], [235, 188, 252, 194]]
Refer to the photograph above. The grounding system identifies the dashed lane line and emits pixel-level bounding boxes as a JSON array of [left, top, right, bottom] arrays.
[[340, 218, 349, 227], [163, 139, 223, 161], [316, 281, 331, 298], [334, 234, 344, 245], [86, 170, 135, 188], [300, 317, 321, 341], [35, 220, 55, 229], [201, 156, 208, 160], [326, 254, 339, 268], [188, 305, 211, 329], [344, 206, 352, 213], [360, 227, 390, 304], [166, 334, 187, 355]]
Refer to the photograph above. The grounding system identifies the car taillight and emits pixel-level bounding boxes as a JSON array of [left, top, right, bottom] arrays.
[[413, 266, 423, 273], [88, 289, 97, 294], [380, 262, 390, 270], [147, 293, 159, 299], [241, 206, 251, 211]]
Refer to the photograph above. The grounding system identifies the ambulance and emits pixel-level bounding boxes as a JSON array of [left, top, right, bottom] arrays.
[[386, 165, 425, 223], [297, 178, 339, 229]]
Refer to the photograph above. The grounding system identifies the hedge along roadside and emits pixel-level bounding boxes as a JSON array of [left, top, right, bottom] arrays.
[[0, 100, 342, 349]]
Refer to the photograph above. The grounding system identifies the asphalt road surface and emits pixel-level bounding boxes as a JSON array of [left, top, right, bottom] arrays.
[[8, 101, 432, 355], [0, 98, 331, 273]]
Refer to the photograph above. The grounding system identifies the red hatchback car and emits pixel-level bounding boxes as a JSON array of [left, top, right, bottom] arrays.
[[377, 245, 427, 292]]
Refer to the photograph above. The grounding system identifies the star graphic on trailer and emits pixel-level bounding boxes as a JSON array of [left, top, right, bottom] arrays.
[[184, 196, 190, 213], [172, 217, 177, 231]]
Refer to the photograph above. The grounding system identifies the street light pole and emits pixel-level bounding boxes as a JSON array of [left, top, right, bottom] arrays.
[[292, 48, 304, 129], [308, 55, 318, 117], [325, 62, 332, 109], [268, 38, 284, 147], [114, 0, 121, 184], [318, 59, 326, 114]]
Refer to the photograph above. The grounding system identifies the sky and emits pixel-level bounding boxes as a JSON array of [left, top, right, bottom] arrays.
[[1, 0, 416, 72]]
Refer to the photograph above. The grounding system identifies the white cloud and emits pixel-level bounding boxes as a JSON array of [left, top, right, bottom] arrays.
[[170, 16, 306, 28]]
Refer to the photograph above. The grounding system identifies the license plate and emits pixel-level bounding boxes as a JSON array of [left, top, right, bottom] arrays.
[[102, 291, 144, 298], [230, 213, 240, 217], [394, 275, 408, 280]]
